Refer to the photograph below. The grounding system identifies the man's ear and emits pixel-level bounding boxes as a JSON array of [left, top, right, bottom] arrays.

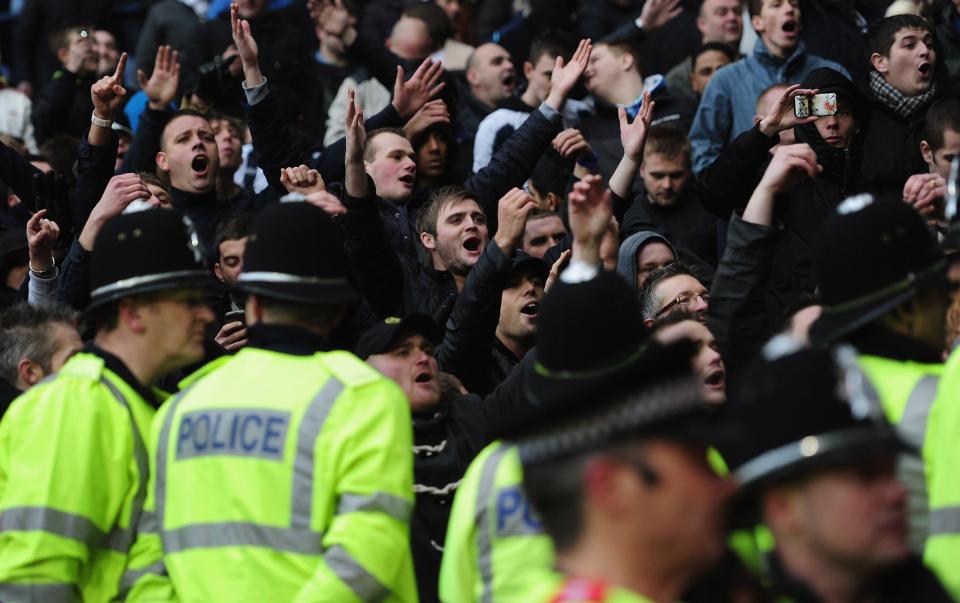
[[761, 485, 801, 534], [465, 67, 479, 87], [643, 317, 657, 328], [523, 61, 535, 79], [156, 151, 170, 174], [57, 47, 69, 66], [620, 52, 635, 74], [117, 298, 148, 334], [245, 293, 264, 327], [750, 14, 764, 34], [545, 191, 561, 212], [921, 140, 934, 165], [870, 52, 889, 75], [696, 17, 708, 36], [420, 231, 437, 251], [213, 262, 224, 283], [17, 358, 43, 388]]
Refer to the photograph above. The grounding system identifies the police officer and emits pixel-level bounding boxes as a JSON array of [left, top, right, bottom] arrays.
[[922, 162, 960, 597], [123, 201, 418, 602], [440, 270, 734, 603], [726, 347, 953, 602], [503, 273, 734, 603], [808, 196, 952, 571], [0, 209, 215, 602]]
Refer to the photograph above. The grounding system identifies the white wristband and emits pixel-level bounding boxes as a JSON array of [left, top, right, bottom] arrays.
[[90, 111, 113, 128]]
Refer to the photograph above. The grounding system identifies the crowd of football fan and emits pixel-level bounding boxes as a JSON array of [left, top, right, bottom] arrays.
[[0, 0, 959, 601]]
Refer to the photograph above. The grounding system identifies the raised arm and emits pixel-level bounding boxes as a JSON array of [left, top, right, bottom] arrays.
[[608, 91, 654, 218], [464, 40, 592, 231], [437, 189, 536, 394]]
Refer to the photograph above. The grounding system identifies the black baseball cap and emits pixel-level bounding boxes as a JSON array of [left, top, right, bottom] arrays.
[[354, 314, 439, 359]]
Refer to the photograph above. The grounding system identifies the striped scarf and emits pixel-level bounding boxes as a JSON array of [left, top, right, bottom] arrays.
[[868, 70, 936, 118]]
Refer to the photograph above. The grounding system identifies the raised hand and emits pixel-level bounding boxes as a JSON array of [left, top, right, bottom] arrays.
[[757, 84, 819, 138], [619, 91, 654, 160], [138, 45, 180, 111], [639, 0, 683, 31], [26, 209, 60, 273], [393, 58, 446, 119], [568, 174, 612, 246], [756, 143, 821, 195], [281, 165, 327, 195], [79, 173, 150, 250], [494, 188, 537, 254], [215, 321, 248, 351], [345, 89, 367, 164], [544, 249, 572, 293], [403, 100, 451, 140], [546, 38, 592, 111], [91, 52, 128, 120], [344, 88, 369, 198], [231, 1, 263, 86], [552, 129, 592, 159]]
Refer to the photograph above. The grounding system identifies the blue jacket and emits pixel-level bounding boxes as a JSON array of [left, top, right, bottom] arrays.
[[690, 39, 849, 174]]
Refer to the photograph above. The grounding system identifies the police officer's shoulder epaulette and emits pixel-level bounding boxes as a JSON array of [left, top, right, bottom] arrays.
[[57, 352, 106, 381], [317, 350, 385, 388], [177, 355, 234, 389]]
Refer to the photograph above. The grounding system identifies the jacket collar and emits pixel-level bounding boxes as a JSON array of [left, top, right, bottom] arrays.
[[753, 37, 808, 69], [170, 186, 220, 213], [85, 343, 160, 407], [247, 323, 333, 356]]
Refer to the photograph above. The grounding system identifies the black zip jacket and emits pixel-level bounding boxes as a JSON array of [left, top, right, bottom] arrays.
[[410, 354, 535, 603], [436, 241, 521, 397]]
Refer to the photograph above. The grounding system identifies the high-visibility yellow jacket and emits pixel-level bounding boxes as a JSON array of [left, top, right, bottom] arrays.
[[439, 441, 554, 603], [921, 346, 960, 599], [123, 346, 418, 603], [857, 354, 943, 554], [0, 352, 157, 603]]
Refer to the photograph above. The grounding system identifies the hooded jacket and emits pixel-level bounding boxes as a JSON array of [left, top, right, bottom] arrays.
[[698, 67, 870, 312], [616, 231, 679, 290], [772, 67, 872, 302]]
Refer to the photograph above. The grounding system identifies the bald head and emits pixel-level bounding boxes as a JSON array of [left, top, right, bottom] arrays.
[[466, 43, 516, 107], [387, 16, 433, 60]]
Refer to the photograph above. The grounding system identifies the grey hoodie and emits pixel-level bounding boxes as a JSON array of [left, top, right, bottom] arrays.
[[616, 231, 678, 289]]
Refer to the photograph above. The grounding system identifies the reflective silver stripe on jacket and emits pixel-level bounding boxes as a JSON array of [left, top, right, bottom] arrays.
[[930, 505, 960, 535], [0, 378, 148, 557], [337, 492, 412, 523], [291, 379, 345, 529], [154, 385, 196, 554], [118, 560, 167, 600], [475, 445, 510, 603], [324, 544, 389, 601], [0, 506, 125, 552], [895, 374, 940, 552], [163, 522, 324, 554], [100, 376, 150, 555], [0, 582, 81, 603]]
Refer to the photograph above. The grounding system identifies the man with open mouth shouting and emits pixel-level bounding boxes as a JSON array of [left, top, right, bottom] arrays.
[[861, 15, 944, 192]]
